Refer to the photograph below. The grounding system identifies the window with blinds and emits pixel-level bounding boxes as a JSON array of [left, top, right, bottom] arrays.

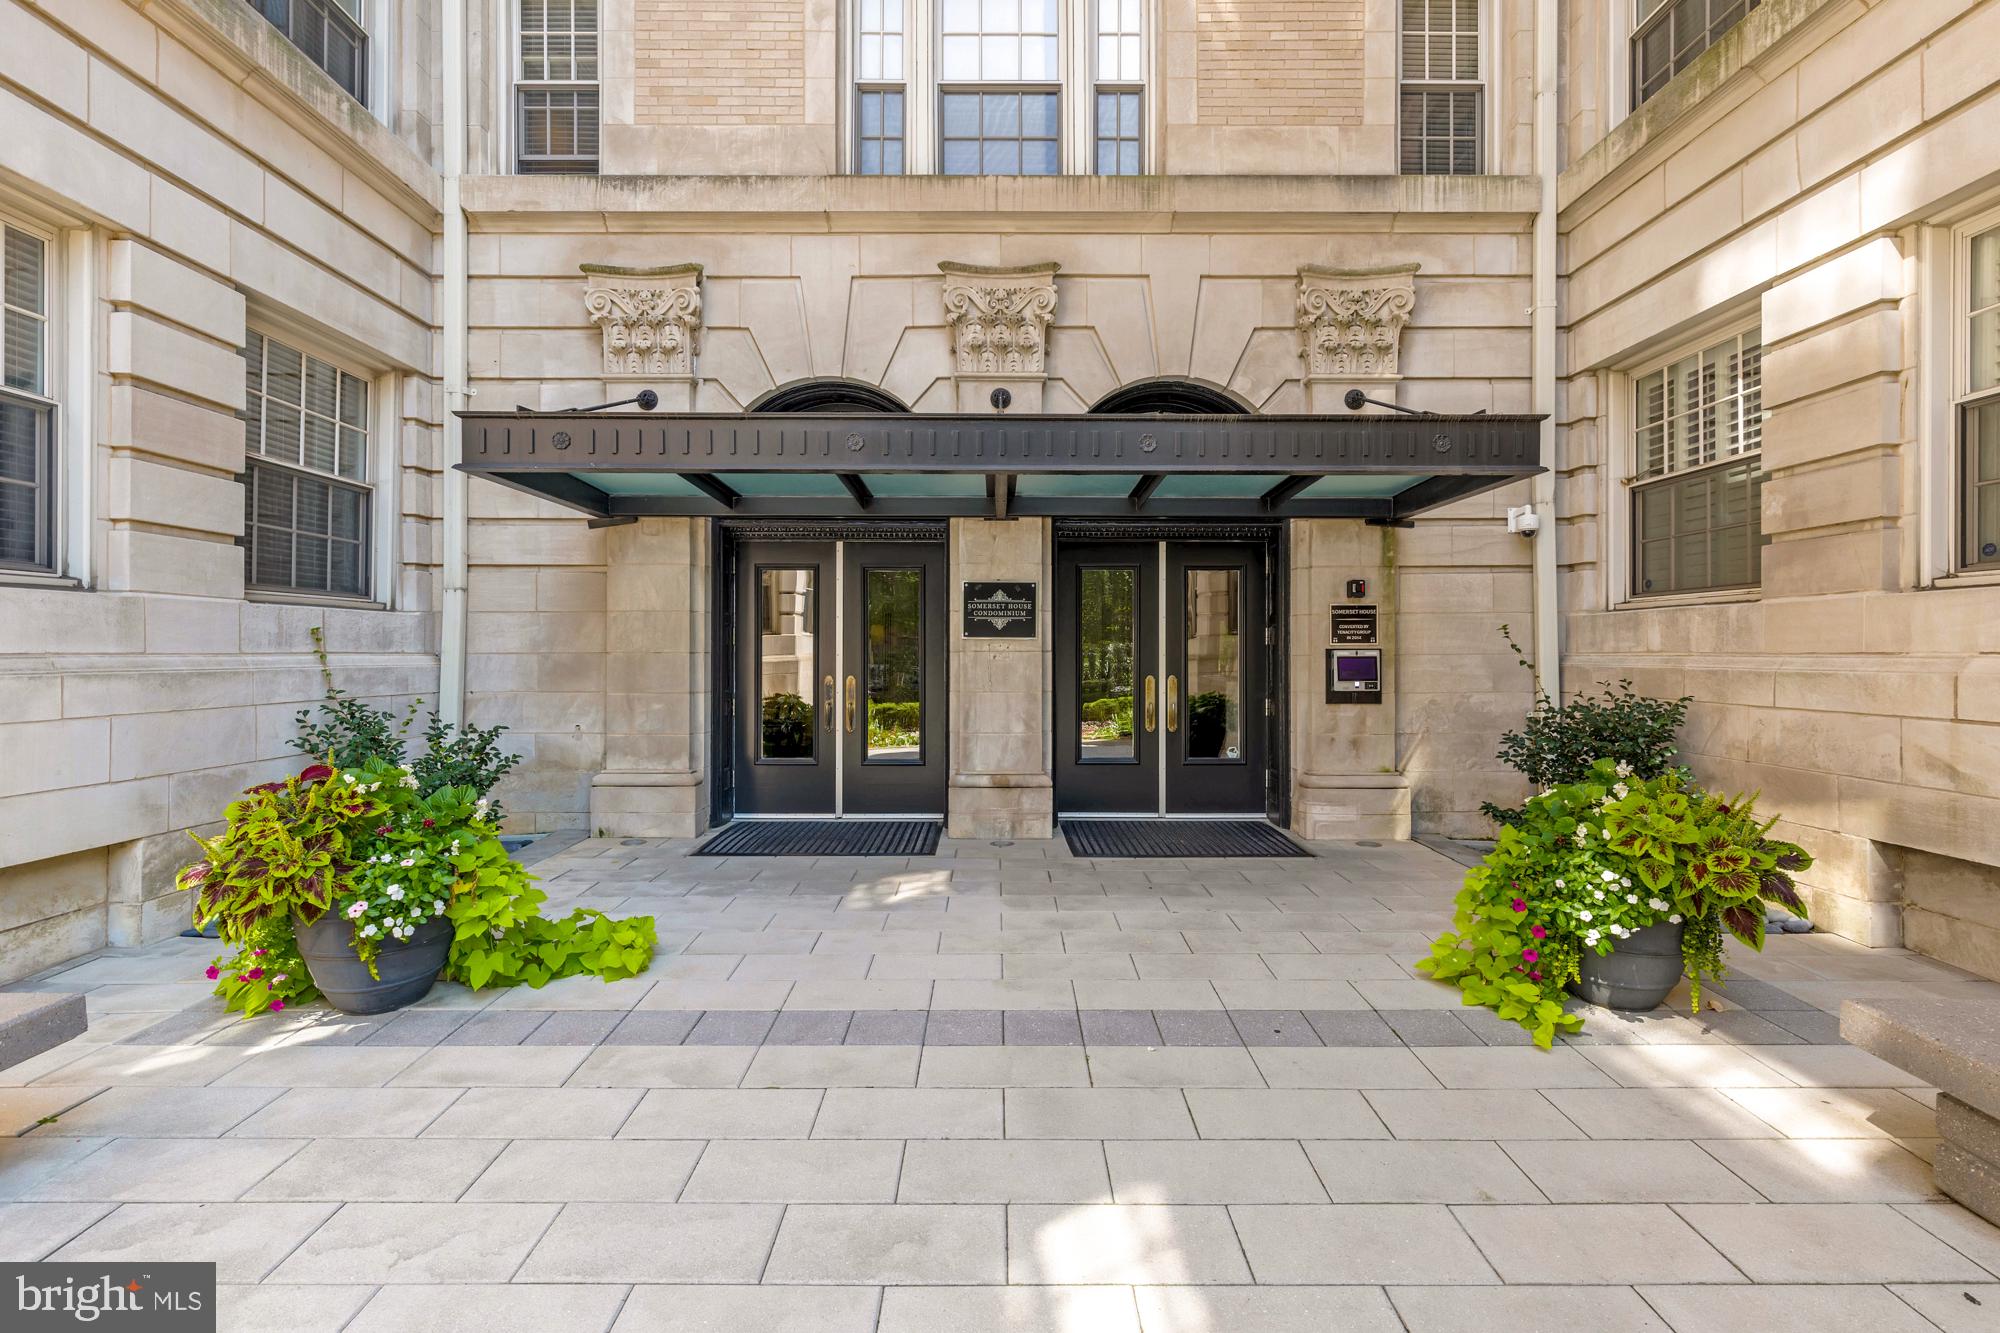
[[519, 0, 600, 173], [1094, 0, 1143, 175], [1630, 327, 1764, 596], [246, 0, 368, 103], [240, 331, 372, 599], [1960, 221, 2000, 568], [1400, 0, 1482, 175], [1632, 0, 1762, 107], [1, 222, 53, 572], [856, 0, 907, 174], [939, 0, 1062, 175]]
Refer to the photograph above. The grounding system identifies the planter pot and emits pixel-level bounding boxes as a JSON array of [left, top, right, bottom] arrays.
[[1567, 920, 1685, 1012], [293, 912, 450, 1015]]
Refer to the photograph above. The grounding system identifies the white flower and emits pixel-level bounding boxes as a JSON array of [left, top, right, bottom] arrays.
[[360, 923, 378, 937], [386, 886, 405, 901], [1577, 909, 1592, 922], [1626, 894, 1639, 905], [432, 900, 446, 914], [1611, 925, 1628, 938], [400, 774, 419, 789], [399, 858, 415, 868], [1614, 760, 1633, 777], [1620, 877, 1632, 887], [1600, 870, 1617, 882], [1585, 930, 1601, 945], [1649, 899, 1669, 912], [1668, 913, 1682, 924], [346, 901, 367, 919], [1593, 890, 1605, 901], [1601, 827, 1612, 839], [1554, 879, 1565, 889], [1612, 782, 1630, 799]]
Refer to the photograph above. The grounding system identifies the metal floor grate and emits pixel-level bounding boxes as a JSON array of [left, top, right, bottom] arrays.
[[1060, 819, 1309, 859], [694, 819, 942, 857]]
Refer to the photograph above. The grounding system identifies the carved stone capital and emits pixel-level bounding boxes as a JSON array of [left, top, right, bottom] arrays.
[[1295, 264, 1419, 380], [582, 263, 705, 379], [939, 262, 1060, 377]]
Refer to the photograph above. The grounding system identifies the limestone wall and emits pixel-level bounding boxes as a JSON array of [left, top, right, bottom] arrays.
[[463, 177, 1539, 837], [1556, 0, 2000, 962], [0, 0, 443, 979]]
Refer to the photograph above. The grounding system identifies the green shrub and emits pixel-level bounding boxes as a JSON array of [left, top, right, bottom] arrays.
[[1418, 760, 1813, 1047], [1482, 624, 1690, 826]]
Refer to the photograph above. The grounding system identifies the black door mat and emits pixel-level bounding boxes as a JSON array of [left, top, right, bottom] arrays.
[[1061, 819, 1309, 859], [695, 819, 943, 857]]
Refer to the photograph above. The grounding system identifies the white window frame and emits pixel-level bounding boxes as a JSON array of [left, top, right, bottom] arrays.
[[1089, 0, 1146, 176], [853, 0, 911, 175], [1398, 0, 1487, 176], [514, 0, 601, 174], [1603, 312, 1766, 609], [240, 320, 399, 609], [0, 208, 65, 583], [841, 0, 1152, 176], [1932, 201, 2000, 581]]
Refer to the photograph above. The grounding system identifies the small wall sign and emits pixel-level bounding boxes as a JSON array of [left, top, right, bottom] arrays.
[[1331, 604, 1378, 645], [963, 581, 1038, 638]]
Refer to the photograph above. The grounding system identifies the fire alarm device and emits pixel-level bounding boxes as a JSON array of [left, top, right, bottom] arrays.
[[1345, 578, 1367, 599]]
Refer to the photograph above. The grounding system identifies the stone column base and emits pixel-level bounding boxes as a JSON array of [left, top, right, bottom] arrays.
[[1937, 1094, 2000, 1227], [948, 774, 1054, 840], [1811, 888, 1904, 949], [589, 771, 707, 839], [1291, 773, 1411, 842]]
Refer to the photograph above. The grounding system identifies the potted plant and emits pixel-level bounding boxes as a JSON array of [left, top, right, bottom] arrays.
[[1417, 759, 1813, 1046]]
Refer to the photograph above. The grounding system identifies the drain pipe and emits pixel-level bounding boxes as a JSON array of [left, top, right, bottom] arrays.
[[437, 0, 470, 725], [1528, 0, 1561, 702]]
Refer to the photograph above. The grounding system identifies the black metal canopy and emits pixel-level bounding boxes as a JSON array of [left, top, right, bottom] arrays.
[[455, 409, 1543, 524]]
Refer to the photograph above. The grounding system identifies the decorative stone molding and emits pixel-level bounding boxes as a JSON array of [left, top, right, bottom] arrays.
[[582, 263, 704, 378], [939, 262, 1060, 376], [1295, 264, 1419, 380]]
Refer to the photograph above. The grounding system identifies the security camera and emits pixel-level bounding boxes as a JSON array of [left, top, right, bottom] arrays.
[[1506, 505, 1541, 536]]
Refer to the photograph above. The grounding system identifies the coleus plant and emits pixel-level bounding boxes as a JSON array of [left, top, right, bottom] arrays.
[[176, 762, 385, 940], [1420, 760, 1812, 1047]]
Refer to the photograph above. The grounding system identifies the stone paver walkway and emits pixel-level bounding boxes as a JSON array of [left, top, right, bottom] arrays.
[[4, 835, 2000, 1331]]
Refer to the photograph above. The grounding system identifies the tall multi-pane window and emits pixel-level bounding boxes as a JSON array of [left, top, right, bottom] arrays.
[[1960, 222, 2000, 568], [1629, 327, 1764, 597], [1094, 0, 1142, 175], [1, 221, 53, 572], [939, 0, 1061, 175], [1400, 0, 1481, 175], [1633, 0, 1762, 107], [518, 0, 600, 173], [246, 0, 368, 102], [856, 0, 908, 174], [241, 331, 372, 600]]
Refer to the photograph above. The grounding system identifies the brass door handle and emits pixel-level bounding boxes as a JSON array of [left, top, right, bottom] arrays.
[[822, 675, 835, 731], [1143, 675, 1157, 733], [844, 676, 857, 733], [1166, 675, 1180, 732]]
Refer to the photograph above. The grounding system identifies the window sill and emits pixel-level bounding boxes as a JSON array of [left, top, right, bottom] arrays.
[[1925, 569, 2000, 592], [244, 589, 389, 612], [1611, 589, 1761, 612], [0, 570, 83, 592]]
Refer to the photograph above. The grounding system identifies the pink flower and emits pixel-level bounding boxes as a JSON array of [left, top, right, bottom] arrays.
[[204, 965, 220, 980], [243, 967, 265, 981], [1521, 948, 1540, 964], [1530, 925, 1547, 939], [271, 1000, 285, 1011], [1528, 971, 1542, 982], [252, 948, 268, 957], [1510, 898, 1527, 912]]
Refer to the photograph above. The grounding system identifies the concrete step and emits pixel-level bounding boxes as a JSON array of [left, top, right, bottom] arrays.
[[0, 991, 86, 1071]]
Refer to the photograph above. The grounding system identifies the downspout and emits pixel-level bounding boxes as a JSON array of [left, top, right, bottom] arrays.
[[438, 0, 470, 725], [1529, 0, 1561, 701]]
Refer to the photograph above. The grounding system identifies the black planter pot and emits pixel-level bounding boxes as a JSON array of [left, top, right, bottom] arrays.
[[294, 911, 450, 1015], [1567, 920, 1685, 1012]]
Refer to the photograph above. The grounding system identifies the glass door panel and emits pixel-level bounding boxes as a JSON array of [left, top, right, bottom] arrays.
[[758, 567, 818, 760], [863, 566, 924, 764], [1182, 567, 1242, 762], [1078, 566, 1139, 762]]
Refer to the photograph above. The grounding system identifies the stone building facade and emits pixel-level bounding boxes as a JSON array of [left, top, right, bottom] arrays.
[[0, 0, 1996, 985]]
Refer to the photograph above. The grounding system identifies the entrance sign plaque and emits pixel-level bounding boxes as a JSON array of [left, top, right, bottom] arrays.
[[963, 582, 1038, 638], [1331, 604, 1378, 644]]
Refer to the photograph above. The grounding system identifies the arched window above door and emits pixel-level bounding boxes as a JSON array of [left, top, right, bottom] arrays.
[[749, 378, 913, 413], [1088, 378, 1253, 415]]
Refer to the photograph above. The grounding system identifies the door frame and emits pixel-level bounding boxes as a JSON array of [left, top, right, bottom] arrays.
[[711, 519, 951, 824], [1050, 520, 1289, 825]]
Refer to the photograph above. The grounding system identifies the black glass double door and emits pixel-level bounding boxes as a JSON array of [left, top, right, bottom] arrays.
[[731, 539, 947, 816], [1055, 540, 1270, 816]]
